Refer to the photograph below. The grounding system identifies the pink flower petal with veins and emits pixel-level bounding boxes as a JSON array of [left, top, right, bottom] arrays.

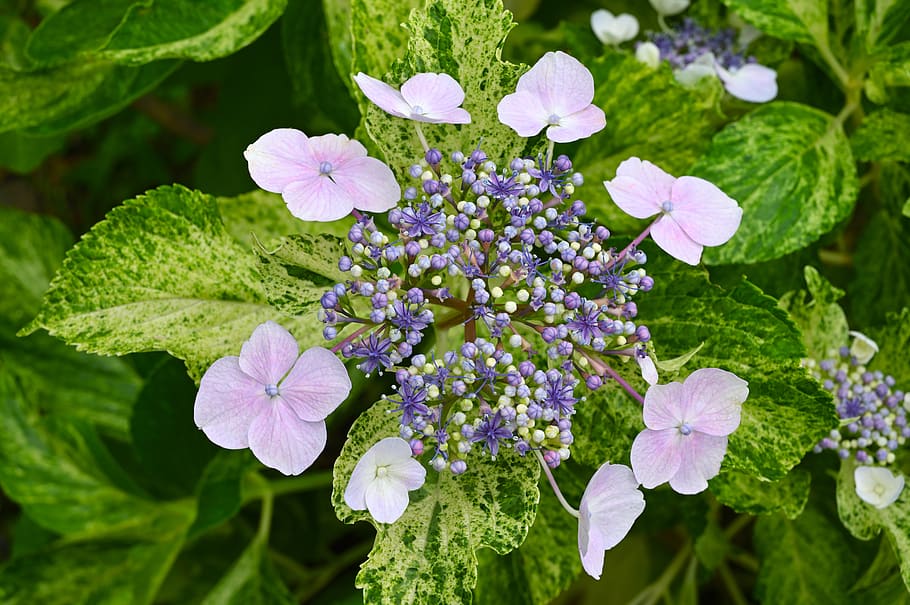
[[603, 157, 673, 219], [630, 428, 684, 488], [578, 463, 645, 579], [280, 347, 352, 422], [498, 51, 605, 143], [238, 320, 299, 385], [352, 72, 412, 118], [670, 177, 742, 246], [669, 433, 728, 494], [244, 128, 312, 193], [354, 72, 471, 124], [678, 368, 748, 436], [247, 399, 328, 476], [650, 213, 705, 265], [716, 63, 778, 103], [194, 357, 266, 449]]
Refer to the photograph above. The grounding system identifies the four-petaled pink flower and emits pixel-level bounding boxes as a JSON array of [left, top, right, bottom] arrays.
[[603, 157, 742, 265], [194, 321, 352, 476], [245, 129, 400, 222], [497, 51, 606, 143], [353, 72, 471, 124], [630, 368, 748, 494], [344, 437, 427, 524], [578, 463, 646, 579]]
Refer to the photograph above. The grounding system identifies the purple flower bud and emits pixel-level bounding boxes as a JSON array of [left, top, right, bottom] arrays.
[[570, 200, 586, 215], [404, 186, 418, 200], [425, 148, 443, 165], [518, 360, 536, 377], [322, 326, 337, 340], [563, 292, 582, 310], [541, 327, 557, 343], [409, 164, 423, 178], [639, 275, 654, 291], [557, 341, 574, 356], [543, 449, 561, 468], [470, 148, 487, 163], [470, 181, 486, 195], [636, 325, 651, 342], [624, 302, 638, 318], [410, 439, 424, 456], [430, 254, 448, 270], [555, 154, 572, 171], [423, 179, 440, 194], [585, 375, 602, 390], [450, 459, 467, 474], [538, 230, 554, 245], [348, 225, 363, 243], [371, 293, 388, 308], [461, 342, 478, 358], [573, 256, 589, 271], [595, 225, 610, 240], [406, 288, 425, 304], [321, 291, 338, 309], [405, 241, 421, 258], [478, 229, 495, 243]]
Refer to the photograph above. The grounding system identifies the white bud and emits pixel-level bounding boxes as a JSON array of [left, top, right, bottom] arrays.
[[649, 0, 689, 16], [590, 9, 639, 45], [635, 41, 661, 69]]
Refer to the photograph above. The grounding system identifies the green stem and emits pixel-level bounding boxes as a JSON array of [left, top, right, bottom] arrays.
[[256, 487, 274, 545], [244, 470, 334, 503], [815, 40, 850, 90], [718, 561, 750, 605], [723, 513, 753, 539], [628, 542, 692, 605], [414, 123, 430, 153], [533, 450, 579, 518]]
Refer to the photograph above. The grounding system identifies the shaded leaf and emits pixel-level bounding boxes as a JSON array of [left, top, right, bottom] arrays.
[[711, 469, 811, 518], [720, 0, 828, 46], [200, 538, 295, 605], [851, 109, 910, 162], [778, 266, 849, 360]]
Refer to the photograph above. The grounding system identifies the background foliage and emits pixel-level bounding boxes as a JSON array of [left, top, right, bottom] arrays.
[[2, 0, 909, 603]]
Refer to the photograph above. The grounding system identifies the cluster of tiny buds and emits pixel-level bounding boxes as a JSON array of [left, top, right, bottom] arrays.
[[645, 17, 755, 71], [806, 347, 909, 465], [317, 146, 656, 473]]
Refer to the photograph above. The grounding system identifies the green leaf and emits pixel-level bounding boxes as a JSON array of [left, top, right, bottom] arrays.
[[575, 51, 720, 234], [0, 370, 182, 538], [332, 400, 540, 604], [189, 450, 257, 539], [130, 357, 217, 497], [350, 0, 419, 85], [0, 59, 178, 136], [200, 538, 295, 605], [26, 0, 287, 66], [904, 198, 910, 217], [836, 459, 910, 590], [0, 129, 64, 173], [356, 0, 527, 177], [0, 512, 193, 605], [692, 102, 858, 264], [694, 518, 729, 572], [26, 185, 325, 380], [866, 42, 910, 104], [849, 211, 910, 327], [850, 537, 910, 605], [571, 379, 646, 468], [778, 266, 849, 360], [637, 246, 837, 480], [851, 109, 910, 162], [474, 463, 585, 605], [754, 503, 861, 605], [216, 190, 354, 249], [869, 308, 910, 388], [856, 0, 910, 51], [720, 0, 828, 46], [710, 469, 811, 518]]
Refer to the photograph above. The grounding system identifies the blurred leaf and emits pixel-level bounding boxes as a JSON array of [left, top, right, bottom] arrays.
[[356, 0, 528, 177], [474, 463, 585, 605], [575, 51, 719, 234], [332, 400, 540, 604], [778, 266, 849, 360], [694, 518, 728, 572], [836, 459, 910, 591], [692, 102, 858, 264], [720, 0, 828, 46], [25, 185, 325, 380], [866, 42, 910, 104], [26, 0, 287, 66], [849, 537, 910, 604], [10, 513, 58, 559], [711, 469, 811, 518], [0, 129, 64, 173], [849, 211, 910, 327], [0, 511, 192, 605], [869, 308, 910, 388], [851, 109, 910, 162], [0, 59, 178, 136], [636, 244, 837, 480], [130, 357, 218, 497], [189, 450, 257, 539], [755, 502, 860, 605], [200, 538, 295, 605], [0, 14, 30, 69], [855, 0, 910, 51]]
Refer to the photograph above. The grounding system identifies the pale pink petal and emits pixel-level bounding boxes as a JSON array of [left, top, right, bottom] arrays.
[[670, 176, 742, 246], [581, 463, 645, 548], [604, 157, 675, 219], [194, 357, 266, 449], [717, 63, 778, 103], [332, 156, 401, 214], [247, 401, 327, 475], [370, 435, 417, 465], [244, 128, 312, 193], [365, 476, 410, 523], [282, 176, 355, 222], [518, 51, 594, 117], [649, 213, 704, 265], [578, 516, 607, 579], [279, 347, 351, 422], [387, 456, 427, 490], [238, 321, 299, 385], [642, 381, 686, 430], [546, 104, 606, 143], [353, 72, 411, 118], [307, 133, 367, 164], [400, 73, 470, 123], [636, 354, 659, 386], [630, 428, 683, 488], [680, 368, 748, 436], [668, 432, 727, 494], [497, 90, 549, 137]]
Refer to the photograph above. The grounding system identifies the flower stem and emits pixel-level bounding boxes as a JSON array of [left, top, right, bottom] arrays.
[[628, 542, 692, 605], [255, 486, 274, 545], [545, 140, 555, 168], [331, 323, 374, 353], [414, 123, 430, 153], [605, 222, 653, 272], [601, 362, 645, 404], [533, 450, 580, 518]]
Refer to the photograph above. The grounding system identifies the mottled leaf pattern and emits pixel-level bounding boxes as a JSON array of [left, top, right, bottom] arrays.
[[710, 469, 811, 518], [720, 0, 828, 46], [779, 266, 850, 360]]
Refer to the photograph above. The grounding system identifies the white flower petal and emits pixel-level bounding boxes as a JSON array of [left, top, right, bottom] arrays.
[[849, 331, 879, 365], [855, 466, 904, 509]]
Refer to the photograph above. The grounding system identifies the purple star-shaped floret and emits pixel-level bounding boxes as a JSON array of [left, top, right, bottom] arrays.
[[390, 381, 430, 425], [390, 299, 431, 332], [484, 171, 525, 199], [566, 304, 604, 345], [352, 333, 393, 374], [399, 202, 444, 236], [543, 374, 577, 416], [471, 411, 513, 456]]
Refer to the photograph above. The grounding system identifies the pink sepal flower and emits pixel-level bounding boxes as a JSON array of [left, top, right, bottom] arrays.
[[353, 72, 471, 124], [715, 62, 778, 103], [244, 128, 400, 222], [603, 157, 742, 265], [344, 437, 427, 524], [194, 321, 352, 475], [497, 51, 606, 143], [578, 463, 646, 579], [630, 368, 748, 494]]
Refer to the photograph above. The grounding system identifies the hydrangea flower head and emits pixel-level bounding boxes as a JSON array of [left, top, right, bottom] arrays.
[[244, 129, 400, 222], [603, 157, 742, 265], [344, 437, 427, 523], [590, 9, 639, 46], [578, 463, 645, 579], [855, 466, 904, 509], [194, 321, 352, 475], [630, 368, 748, 494], [353, 72, 471, 124], [497, 51, 606, 143]]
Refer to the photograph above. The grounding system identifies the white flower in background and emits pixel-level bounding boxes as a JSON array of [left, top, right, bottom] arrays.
[[635, 42, 661, 68], [674, 52, 717, 87], [344, 437, 426, 523], [649, 0, 690, 17], [591, 9, 639, 45], [855, 466, 904, 509], [849, 331, 879, 365]]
